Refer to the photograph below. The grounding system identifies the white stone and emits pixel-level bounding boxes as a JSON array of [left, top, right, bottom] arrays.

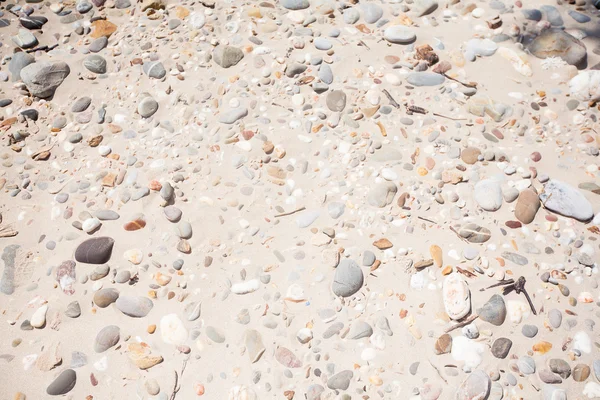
[[442, 273, 471, 320], [474, 179, 503, 211], [31, 304, 48, 328], [451, 336, 485, 371], [506, 300, 530, 324], [124, 248, 144, 265], [229, 385, 257, 400], [539, 180, 594, 222], [383, 25, 416, 44], [296, 328, 313, 344], [583, 382, 600, 398], [82, 217, 101, 233], [569, 70, 600, 101], [160, 313, 188, 345], [231, 279, 260, 294], [573, 331, 592, 354]]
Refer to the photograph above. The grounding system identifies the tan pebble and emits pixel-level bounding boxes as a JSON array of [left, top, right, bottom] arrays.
[[147, 325, 156, 334], [14, 393, 26, 400], [369, 376, 383, 386], [442, 266, 453, 275], [532, 341, 552, 354], [430, 245, 442, 267], [373, 238, 393, 250]]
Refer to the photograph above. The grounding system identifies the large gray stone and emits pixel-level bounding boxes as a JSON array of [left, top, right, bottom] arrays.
[[46, 369, 77, 395], [74, 237, 114, 264], [94, 325, 120, 352], [115, 295, 154, 317], [477, 294, 506, 326], [406, 72, 445, 86], [21, 61, 71, 98], [539, 180, 594, 222], [213, 45, 244, 68], [332, 259, 364, 297], [529, 29, 587, 67], [9, 52, 35, 82]]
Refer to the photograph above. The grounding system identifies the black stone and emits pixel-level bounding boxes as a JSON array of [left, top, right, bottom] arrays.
[[74, 237, 114, 264], [20, 16, 48, 29]]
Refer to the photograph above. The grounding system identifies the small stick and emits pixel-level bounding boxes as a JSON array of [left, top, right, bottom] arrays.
[[449, 226, 469, 243], [428, 360, 448, 384], [417, 216, 437, 224], [432, 112, 467, 121], [358, 40, 370, 50], [382, 89, 400, 109], [26, 44, 59, 53], [444, 314, 478, 333], [443, 73, 477, 88], [170, 359, 188, 400], [274, 206, 306, 218]]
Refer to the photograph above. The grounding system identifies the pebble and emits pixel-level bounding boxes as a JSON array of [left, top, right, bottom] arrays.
[[331, 259, 364, 297]]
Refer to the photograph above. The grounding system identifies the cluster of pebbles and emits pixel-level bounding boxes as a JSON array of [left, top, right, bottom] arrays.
[[1, 0, 600, 399]]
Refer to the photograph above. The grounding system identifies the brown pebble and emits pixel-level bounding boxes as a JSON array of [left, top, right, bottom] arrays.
[[373, 238, 393, 250], [147, 325, 156, 334], [505, 221, 522, 229], [530, 152, 542, 162]]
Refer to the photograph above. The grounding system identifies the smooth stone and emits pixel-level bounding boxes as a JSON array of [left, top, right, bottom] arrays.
[[12, 29, 38, 48], [522, 324, 538, 338], [346, 321, 373, 339], [459, 223, 491, 243], [21, 61, 70, 98], [219, 107, 248, 124], [501, 252, 528, 266], [539, 180, 594, 222], [542, 385, 567, 400], [328, 202, 345, 219], [518, 356, 536, 375], [362, 250, 376, 266], [205, 326, 225, 343], [573, 364, 591, 382], [296, 210, 320, 228], [326, 90, 346, 112], [384, 25, 416, 44], [138, 97, 159, 118], [548, 309, 562, 328], [367, 182, 397, 207], [540, 370, 563, 384], [521, 9, 542, 21], [83, 55, 107, 74], [74, 237, 114, 264], [332, 259, 364, 297], [413, 0, 438, 16], [456, 370, 491, 400], [160, 313, 188, 345], [343, 8, 359, 24], [569, 10, 591, 23], [89, 36, 108, 52], [213, 45, 244, 68], [319, 64, 333, 84], [245, 329, 266, 363], [466, 39, 498, 57], [327, 370, 353, 390], [65, 301, 81, 318], [93, 288, 119, 308], [442, 273, 471, 320], [406, 72, 445, 86], [540, 5, 564, 26], [31, 304, 48, 328], [491, 338, 512, 359], [20, 15, 48, 29], [477, 294, 506, 326], [94, 325, 120, 352], [529, 29, 587, 67], [71, 96, 91, 112], [474, 179, 503, 211], [164, 206, 182, 222], [115, 296, 153, 317], [143, 61, 166, 79], [90, 264, 110, 281], [94, 210, 119, 220], [549, 359, 571, 379], [9, 52, 35, 82], [0, 244, 19, 295], [362, 3, 383, 23], [46, 369, 76, 395], [314, 37, 332, 50], [281, 0, 309, 10], [515, 189, 540, 224]]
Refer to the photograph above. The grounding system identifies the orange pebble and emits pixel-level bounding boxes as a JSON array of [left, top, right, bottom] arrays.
[[194, 384, 205, 396]]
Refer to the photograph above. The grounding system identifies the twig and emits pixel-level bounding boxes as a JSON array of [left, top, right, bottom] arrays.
[[443, 73, 477, 88], [274, 206, 306, 218], [449, 226, 469, 243], [170, 359, 188, 400], [358, 39, 370, 50], [432, 112, 467, 121], [382, 89, 400, 109], [444, 314, 478, 333], [26, 44, 59, 53], [417, 216, 437, 224], [428, 360, 448, 384]]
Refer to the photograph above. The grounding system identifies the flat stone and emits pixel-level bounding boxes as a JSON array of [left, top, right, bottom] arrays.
[[548, 309, 562, 328], [501, 252, 528, 266], [244, 329, 266, 363], [362, 3, 383, 23], [521, 9, 542, 21], [71, 97, 91, 113], [89, 36, 108, 52], [205, 326, 225, 343], [281, 0, 309, 10], [326, 90, 347, 112], [12, 29, 38, 49], [332, 259, 364, 297], [143, 61, 166, 79], [21, 61, 70, 98], [74, 237, 114, 264], [115, 295, 153, 317], [367, 182, 397, 207], [573, 364, 590, 382], [213, 45, 244, 68], [442, 273, 471, 320], [65, 301, 81, 318], [540, 5, 564, 26], [474, 179, 503, 211], [466, 39, 498, 57], [515, 189, 540, 224], [94, 325, 120, 352], [46, 369, 76, 395], [413, 0, 438, 16], [83, 55, 107, 74], [384, 25, 416, 44], [522, 324, 538, 338], [477, 294, 506, 326], [0, 244, 19, 295], [327, 370, 353, 390], [529, 29, 587, 67], [549, 359, 571, 379], [138, 96, 158, 118], [491, 338, 512, 359], [219, 107, 248, 124], [539, 180, 594, 222], [346, 321, 373, 339], [406, 72, 445, 86], [518, 356, 536, 375], [456, 370, 491, 400], [434, 333, 452, 354], [459, 223, 491, 243], [93, 288, 119, 308]]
